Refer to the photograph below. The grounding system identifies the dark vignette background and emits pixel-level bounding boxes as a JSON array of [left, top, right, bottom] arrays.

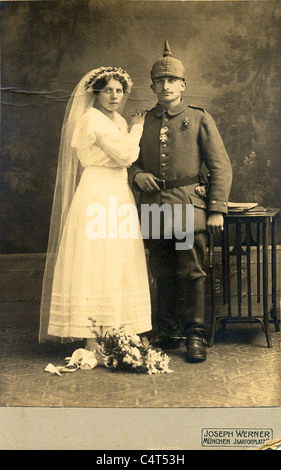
[[1, 0, 281, 253]]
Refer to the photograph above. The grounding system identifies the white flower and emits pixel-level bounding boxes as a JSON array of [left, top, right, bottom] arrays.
[[112, 358, 118, 368], [130, 347, 141, 358], [89, 320, 173, 374], [124, 355, 133, 365], [130, 334, 142, 346]]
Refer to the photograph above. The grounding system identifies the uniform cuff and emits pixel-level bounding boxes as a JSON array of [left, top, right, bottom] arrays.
[[208, 200, 228, 214]]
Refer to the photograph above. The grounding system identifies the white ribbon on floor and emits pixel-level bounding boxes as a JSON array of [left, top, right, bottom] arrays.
[[44, 348, 98, 376]]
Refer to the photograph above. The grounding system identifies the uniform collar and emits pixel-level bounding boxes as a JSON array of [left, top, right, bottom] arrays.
[[153, 99, 189, 117]]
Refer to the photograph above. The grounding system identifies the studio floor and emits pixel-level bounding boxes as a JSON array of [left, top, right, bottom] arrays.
[[0, 312, 280, 408]]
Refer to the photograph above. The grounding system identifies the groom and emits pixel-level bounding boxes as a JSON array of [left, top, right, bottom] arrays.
[[129, 41, 232, 362]]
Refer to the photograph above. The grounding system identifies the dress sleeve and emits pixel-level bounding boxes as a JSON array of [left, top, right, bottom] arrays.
[[71, 111, 143, 167], [92, 121, 143, 167], [71, 113, 97, 150]]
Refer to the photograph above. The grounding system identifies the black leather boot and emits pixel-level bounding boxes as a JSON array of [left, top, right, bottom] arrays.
[[151, 277, 183, 349], [180, 277, 207, 362], [185, 333, 207, 363]]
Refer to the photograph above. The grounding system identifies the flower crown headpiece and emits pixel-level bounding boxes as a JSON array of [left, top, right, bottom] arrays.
[[85, 66, 133, 94]]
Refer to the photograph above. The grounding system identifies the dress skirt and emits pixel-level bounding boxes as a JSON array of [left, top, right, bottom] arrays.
[[48, 165, 152, 339]]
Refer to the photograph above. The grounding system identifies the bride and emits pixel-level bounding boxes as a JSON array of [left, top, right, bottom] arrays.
[[39, 66, 152, 348]]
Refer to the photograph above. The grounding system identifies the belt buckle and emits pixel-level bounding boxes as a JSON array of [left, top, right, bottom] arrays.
[[158, 179, 166, 191]]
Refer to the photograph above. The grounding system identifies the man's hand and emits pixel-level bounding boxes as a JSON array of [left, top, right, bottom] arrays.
[[207, 212, 224, 234], [134, 172, 160, 192]]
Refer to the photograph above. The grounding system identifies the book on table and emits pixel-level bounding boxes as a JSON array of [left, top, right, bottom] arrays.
[[227, 202, 267, 213]]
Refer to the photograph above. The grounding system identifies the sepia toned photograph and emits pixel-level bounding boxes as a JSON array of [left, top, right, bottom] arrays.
[[0, 0, 280, 450]]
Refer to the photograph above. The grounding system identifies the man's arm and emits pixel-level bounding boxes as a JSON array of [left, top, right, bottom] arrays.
[[199, 111, 233, 233], [127, 151, 144, 189], [128, 150, 160, 192], [199, 111, 233, 214]]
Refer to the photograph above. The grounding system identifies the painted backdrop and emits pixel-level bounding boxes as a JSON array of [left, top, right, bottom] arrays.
[[1, 0, 281, 253]]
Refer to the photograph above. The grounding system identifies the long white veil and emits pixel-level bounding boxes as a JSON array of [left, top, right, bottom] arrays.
[[39, 68, 130, 343]]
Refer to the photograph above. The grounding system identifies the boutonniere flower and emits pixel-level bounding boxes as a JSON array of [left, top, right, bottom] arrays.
[[181, 117, 190, 130]]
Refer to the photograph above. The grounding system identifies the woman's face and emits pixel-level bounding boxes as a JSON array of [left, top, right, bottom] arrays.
[[96, 78, 124, 113]]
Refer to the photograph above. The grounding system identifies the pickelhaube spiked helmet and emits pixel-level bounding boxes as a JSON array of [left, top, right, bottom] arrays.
[[150, 40, 185, 80]]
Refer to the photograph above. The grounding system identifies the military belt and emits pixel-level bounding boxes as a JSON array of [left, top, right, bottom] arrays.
[[157, 175, 198, 191]]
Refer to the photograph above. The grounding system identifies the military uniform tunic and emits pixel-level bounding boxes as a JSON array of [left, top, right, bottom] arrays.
[[129, 99, 232, 232], [128, 99, 232, 280]]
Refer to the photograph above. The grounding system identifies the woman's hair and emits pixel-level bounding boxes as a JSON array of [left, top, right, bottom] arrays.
[[85, 67, 133, 95], [93, 74, 129, 95]]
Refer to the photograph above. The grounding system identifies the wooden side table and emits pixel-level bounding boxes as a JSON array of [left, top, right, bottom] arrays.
[[209, 208, 280, 348]]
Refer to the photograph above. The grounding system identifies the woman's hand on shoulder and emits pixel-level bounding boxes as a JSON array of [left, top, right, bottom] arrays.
[[131, 109, 147, 126]]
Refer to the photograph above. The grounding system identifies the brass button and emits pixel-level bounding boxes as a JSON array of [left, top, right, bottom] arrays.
[[160, 153, 167, 158]]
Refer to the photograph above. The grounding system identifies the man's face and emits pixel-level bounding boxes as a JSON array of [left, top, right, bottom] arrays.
[[151, 76, 186, 107]]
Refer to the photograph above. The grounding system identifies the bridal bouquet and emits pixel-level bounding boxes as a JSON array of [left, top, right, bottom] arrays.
[[44, 320, 173, 377], [89, 319, 173, 375]]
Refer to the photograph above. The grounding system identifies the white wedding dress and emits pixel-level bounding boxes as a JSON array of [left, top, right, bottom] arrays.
[[47, 108, 152, 339]]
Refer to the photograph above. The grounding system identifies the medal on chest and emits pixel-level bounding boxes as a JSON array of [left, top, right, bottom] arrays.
[[159, 125, 169, 143], [181, 116, 190, 130]]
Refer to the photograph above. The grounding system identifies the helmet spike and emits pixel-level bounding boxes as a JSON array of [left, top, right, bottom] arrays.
[[163, 40, 172, 57]]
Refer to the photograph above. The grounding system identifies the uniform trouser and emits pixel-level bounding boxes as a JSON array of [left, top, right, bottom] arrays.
[[145, 232, 207, 338]]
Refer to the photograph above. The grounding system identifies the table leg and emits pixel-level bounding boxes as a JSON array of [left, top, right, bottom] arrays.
[[209, 233, 216, 347], [236, 223, 242, 317], [225, 223, 231, 318], [257, 223, 260, 303], [246, 224, 252, 317], [271, 220, 280, 331], [221, 229, 226, 305], [263, 222, 272, 347]]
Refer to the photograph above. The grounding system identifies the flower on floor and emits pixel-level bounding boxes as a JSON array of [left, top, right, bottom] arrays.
[[89, 319, 173, 374]]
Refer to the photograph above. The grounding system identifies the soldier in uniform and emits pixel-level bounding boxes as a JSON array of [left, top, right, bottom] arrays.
[[128, 41, 232, 362]]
